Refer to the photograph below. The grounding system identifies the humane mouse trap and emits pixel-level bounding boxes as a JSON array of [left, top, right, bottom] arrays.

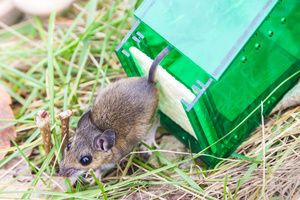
[[116, 0, 300, 167]]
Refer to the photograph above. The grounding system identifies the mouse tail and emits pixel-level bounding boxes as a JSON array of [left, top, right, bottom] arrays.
[[148, 45, 173, 83]]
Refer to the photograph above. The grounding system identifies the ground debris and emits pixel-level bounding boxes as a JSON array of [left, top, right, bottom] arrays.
[[0, 156, 66, 199]]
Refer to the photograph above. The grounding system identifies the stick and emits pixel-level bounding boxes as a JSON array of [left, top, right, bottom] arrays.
[[35, 110, 52, 154], [59, 110, 72, 156], [271, 81, 300, 114]]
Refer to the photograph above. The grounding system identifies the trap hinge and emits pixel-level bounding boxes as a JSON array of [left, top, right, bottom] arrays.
[[181, 78, 213, 112]]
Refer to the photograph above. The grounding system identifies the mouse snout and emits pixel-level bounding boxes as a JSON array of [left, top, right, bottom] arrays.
[[58, 166, 77, 177]]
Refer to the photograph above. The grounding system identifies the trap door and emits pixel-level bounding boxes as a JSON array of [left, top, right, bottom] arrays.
[[135, 0, 278, 80]]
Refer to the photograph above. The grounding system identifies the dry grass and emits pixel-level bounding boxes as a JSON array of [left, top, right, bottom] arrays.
[[119, 107, 300, 200], [203, 107, 300, 199]]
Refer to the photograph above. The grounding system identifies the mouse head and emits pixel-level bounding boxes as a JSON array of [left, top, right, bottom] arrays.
[[59, 109, 116, 178]]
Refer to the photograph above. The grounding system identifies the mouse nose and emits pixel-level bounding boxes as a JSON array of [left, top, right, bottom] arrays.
[[58, 167, 77, 177]]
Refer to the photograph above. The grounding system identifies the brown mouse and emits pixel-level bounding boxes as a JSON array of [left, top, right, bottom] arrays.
[[58, 46, 172, 182]]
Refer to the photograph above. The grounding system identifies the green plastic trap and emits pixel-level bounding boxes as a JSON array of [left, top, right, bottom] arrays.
[[116, 0, 300, 167]]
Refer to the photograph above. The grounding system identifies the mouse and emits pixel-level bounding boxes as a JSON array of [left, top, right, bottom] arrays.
[[58, 46, 173, 183]]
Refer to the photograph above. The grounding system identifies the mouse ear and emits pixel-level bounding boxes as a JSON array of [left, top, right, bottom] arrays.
[[77, 109, 91, 129], [93, 129, 116, 152]]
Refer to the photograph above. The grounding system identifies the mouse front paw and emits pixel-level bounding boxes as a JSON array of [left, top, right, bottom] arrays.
[[139, 145, 152, 160], [86, 168, 103, 185]]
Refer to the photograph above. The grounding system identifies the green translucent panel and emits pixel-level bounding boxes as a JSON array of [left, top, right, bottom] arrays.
[[116, 0, 300, 167], [135, 0, 277, 79], [209, 0, 300, 121], [211, 32, 297, 121], [116, 21, 211, 87], [259, 1, 300, 58]]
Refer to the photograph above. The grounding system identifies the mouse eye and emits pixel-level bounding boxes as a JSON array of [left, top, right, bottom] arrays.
[[66, 143, 71, 151], [80, 155, 92, 166]]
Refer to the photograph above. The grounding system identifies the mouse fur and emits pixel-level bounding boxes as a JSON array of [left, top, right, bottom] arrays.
[[59, 45, 172, 182], [59, 77, 158, 180]]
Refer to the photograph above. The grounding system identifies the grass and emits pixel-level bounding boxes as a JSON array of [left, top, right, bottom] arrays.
[[0, 0, 299, 199]]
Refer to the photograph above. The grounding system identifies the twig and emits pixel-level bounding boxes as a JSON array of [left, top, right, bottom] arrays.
[[35, 110, 52, 154], [59, 110, 72, 155], [261, 102, 266, 200]]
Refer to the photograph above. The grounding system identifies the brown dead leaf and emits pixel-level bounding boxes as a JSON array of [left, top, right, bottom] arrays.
[[0, 84, 16, 159]]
